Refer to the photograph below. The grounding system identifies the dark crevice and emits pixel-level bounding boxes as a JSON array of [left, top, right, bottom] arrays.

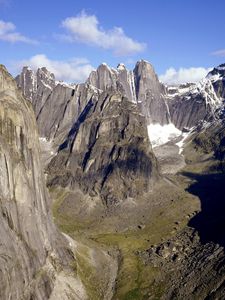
[[58, 98, 95, 151], [101, 163, 114, 188], [82, 122, 100, 171]]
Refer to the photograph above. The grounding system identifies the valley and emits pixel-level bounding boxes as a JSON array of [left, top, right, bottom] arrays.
[[0, 60, 225, 299]]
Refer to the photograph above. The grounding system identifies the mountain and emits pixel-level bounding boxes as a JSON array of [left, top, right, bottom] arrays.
[[166, 65, 225, 129], [16, 60, 172, 146], [16, 67, 97, 146], [13, 60, 225, 299], [0, 65, 112, 300], [47, 90, 159, 209]]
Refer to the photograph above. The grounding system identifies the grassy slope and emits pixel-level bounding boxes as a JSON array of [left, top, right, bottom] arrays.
[[50, 176, 199, 299]]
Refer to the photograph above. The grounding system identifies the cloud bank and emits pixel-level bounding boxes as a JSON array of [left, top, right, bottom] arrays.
[[14, 54, 94, 82], [0, 20, 37, 44], [159, 67, 212, 85], [61, 11, 146, 56]]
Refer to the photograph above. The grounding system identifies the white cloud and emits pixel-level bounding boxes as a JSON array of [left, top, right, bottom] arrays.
[[61, 11, 146, 56], [13, 54, 94, 83], [159, 67, 212, 85], [211, 49, 225, 57], [0, 20, 37, 44]]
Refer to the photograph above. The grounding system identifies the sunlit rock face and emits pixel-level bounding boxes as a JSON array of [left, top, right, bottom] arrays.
[[133, 60, 171, 125], [166, 64, 225, 130], [47, 90, 159, 208], [15, 61, 225, 211], [0, 65, 86, 300]]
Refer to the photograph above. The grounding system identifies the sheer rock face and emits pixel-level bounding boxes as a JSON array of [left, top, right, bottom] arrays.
[[16, 62, 225, 143], [47, 92, 159, 207], [15, 62, 225, 208], [87, 61, 171, 125], [87, 63, 137, 102], [16, 67, 100, 145], [0, 65, 86, 300], [167, 92, 211, 130], [208, 64, 225, 100], [167, 64, 225, 130], [16, 66, 55, 117], [16, 63, 160, 208], [133, 60, 170, 125], [34, 83, 99, 144]]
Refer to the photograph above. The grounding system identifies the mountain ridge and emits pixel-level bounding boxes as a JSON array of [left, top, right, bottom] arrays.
[[7, 59, 225, 299]]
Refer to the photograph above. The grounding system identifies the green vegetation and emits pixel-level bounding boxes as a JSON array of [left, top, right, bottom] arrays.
[[50, 179, 199, 300], [75, 245, 101, 300]]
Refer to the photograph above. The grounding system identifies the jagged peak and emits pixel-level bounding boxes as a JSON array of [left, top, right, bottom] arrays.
[[135, 59, 153, 67], [98, 62, 111, 70], [36, 67, 55, 80], [137, 59, 150, 64], [0, 64, 18, 94], [117, 63, 127, 71], [206, 63, 225, 80], [0, 64, 10, 74], [134, 59, 157, 76], [22, 66, 32, 72], [216, 63, 225, 71]]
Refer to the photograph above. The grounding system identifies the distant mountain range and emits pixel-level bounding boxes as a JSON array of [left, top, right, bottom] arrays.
[[0, 59, 225, 299]]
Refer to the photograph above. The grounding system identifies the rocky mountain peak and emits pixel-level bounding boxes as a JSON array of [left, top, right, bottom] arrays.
[[0, 64, 18, 98], [133, 60, 170, 125], [135, 59, 155, 71], [117, 63, 126, 71], [0, 64, 87, 299], [207, 63, 225, 79], [134, 59, 164, 96], [87, 63, 118, 91], [36, 66, 55, 86]]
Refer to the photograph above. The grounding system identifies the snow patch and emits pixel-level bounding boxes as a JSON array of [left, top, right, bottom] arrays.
[[147, 123, 181, 147], [39, 137, 48, 142], [175, 132, 190, 154], [55, 80, 76, 88], [206, 73, 222, 82], [117, 63, 126, 71], [217, 65, 225, 71]]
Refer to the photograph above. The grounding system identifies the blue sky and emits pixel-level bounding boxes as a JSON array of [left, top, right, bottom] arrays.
[[0, 0, 225, 83]]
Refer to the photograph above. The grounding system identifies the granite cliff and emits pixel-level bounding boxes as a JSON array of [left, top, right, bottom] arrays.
[[0, 65, 97, 300], [13, 60, 225, 299]]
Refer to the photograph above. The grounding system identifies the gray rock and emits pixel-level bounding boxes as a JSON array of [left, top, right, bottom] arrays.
[[166, 65, 225, 130], [134, 60, 170, 125], [0, 65, 87, 300], [87, 63, 137, 102], [47, 91, 159, 208]]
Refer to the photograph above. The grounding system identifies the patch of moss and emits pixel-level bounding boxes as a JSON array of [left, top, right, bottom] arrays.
[[50, 178, 199, 299], [75, 245, 105, 300], [123, 288, 141, 300]]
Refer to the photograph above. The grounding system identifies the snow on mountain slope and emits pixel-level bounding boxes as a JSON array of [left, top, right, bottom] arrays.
[[147, 123, 181, 147]]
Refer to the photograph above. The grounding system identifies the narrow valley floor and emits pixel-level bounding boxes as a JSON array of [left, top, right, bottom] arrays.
[[48, 139, 225, 300]]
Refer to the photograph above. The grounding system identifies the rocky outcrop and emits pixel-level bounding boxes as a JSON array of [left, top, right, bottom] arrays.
[[16, 66, 56, 117], [16, 62, 225, 142], [167, 91, 211, 130], [87, 63, 136, 102], [0, 65, 87, 300], [207, 64, 225, 100], [140, 227, 225, 299], [47, 91, 159, 208], [167, 64, 225, 130], [134, 60, 170, 125], [87, 61, 171, 125], [15, 62, 160, 213], [16, 67, 101, 147]]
